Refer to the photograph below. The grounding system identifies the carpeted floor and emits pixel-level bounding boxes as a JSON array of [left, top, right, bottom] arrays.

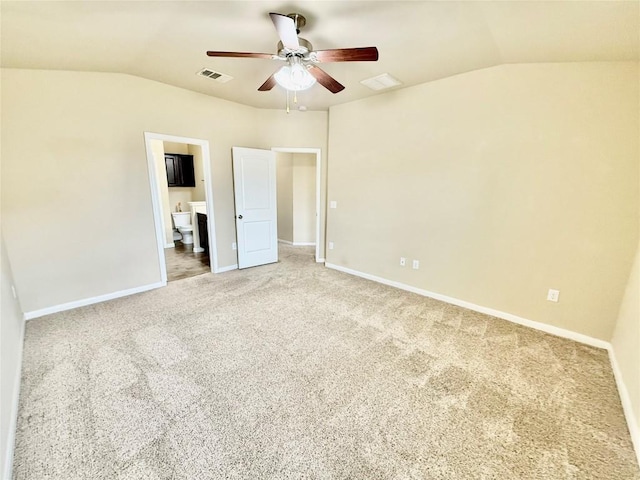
[[13, 245, 640, 479]]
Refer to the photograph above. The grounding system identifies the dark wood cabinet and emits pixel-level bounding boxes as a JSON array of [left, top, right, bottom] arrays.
[[197, 213, 208, 253], [165, 154, 195, 187]]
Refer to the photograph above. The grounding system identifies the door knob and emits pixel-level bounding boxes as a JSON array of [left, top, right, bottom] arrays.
[[237, 214, 243, 219]]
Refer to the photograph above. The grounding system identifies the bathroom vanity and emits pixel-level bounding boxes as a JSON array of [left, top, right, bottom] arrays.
[[197, 213, 208, 253], [188, 201, 207, 253]]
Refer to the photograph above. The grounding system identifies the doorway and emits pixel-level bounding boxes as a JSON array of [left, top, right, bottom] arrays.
[[272, 147, 322, 263], [144, 132, 219, 285]]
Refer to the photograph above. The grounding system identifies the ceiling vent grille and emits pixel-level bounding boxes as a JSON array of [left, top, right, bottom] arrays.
[[360, 73, 402, 91], [197, 68, 233, 83]]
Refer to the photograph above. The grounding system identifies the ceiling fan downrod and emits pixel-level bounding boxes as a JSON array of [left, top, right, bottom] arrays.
[[286, 13, 306, 34]]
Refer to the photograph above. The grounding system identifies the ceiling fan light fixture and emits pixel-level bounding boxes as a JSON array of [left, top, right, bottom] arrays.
[[206, 12, 379, 96], [274, 57, 316, 91]]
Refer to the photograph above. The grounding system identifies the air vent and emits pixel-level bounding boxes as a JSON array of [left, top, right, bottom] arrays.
[[197, 68, 233, 83], [360, 73, 402, 91]]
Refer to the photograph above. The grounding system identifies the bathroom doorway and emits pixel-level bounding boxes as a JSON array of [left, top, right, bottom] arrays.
[[164, 240, 210, 282], [144, 132, 219, 284]]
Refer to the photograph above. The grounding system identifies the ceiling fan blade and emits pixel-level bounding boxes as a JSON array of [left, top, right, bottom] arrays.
[[269, 13, 300, 49], [258, 73, 277, 92], [314, 47, 379, 63], [308, 66, 345, 94], [206, 51, 274, 59]]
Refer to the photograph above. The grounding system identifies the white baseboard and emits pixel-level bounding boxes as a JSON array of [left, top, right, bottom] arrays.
[[608, 346, 640, 463], [215, 264, 238, 273], [324, 263, 609, 349], [3, 319, 25, 480], [279, 239, 316, 247], [23, 282, 165, 320], [316, 258, 326, 263], [164, 242, 175, 249], [325, 262, 640, 466]]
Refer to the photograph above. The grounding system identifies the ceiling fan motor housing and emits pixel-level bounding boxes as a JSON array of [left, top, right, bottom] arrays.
[[277, 38, 313, 60], [286, 13, 306, 33], [206, 11, 378, 95]]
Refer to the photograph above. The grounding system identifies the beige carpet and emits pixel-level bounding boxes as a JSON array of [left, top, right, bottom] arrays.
[[12, 245, 639, 479]]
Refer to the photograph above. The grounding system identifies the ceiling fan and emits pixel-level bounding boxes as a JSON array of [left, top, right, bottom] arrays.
[[206, 12, 379, 94]]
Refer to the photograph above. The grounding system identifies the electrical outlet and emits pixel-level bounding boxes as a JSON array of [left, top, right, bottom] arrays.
[[400, 257, 406, 266], [329, 241, 334, 250], [330, 201, 337, 209], [412, 260, 420, 270], [547, 289, 560, 302], [232, 242, 237, 250]]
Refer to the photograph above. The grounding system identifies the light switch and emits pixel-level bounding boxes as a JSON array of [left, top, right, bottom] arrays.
[[330, 201, 337, 209]]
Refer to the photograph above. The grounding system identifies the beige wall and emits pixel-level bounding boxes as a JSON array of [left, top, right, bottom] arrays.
[[1, 68, 328, 313], [612, 240, 640, 438], [254, 109, 329, 259], [276, 152, 294, 243], [292, 153, 316, 244], [188, 144, 206, 202], [1, 236, 24, 478], [163, 141, 188, 155], [327, 62, 639, 341], [168, 188, 193, 216]]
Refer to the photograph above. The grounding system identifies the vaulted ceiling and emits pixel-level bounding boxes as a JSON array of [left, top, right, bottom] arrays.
[[2, 1, 638, 111]]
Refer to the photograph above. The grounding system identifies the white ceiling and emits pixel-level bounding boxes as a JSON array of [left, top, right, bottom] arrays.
[[2, 1, 638, 111]]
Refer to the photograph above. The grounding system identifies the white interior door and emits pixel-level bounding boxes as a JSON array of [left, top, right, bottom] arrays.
[[232, 147, 278, 269]]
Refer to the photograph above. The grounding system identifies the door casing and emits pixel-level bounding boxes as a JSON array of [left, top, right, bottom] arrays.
[[271, 147, 323, 263], [144, 131, 220, 283]]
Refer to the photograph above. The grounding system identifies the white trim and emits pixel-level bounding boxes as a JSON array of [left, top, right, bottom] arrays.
[[316, 258, 326, 263], [323, 262, 640, 462], [23, 282, 164, 320], [143, 132, 219, 282], [324, 263, 610, 350], [608, 345, 640, 463], [143, 133, 169, 284], [164, 242, 175, 249], [271, 147, 323, 263], [279, 239, 316, 247], [3, 319, 25, 480], [200, 144, 219, 274], [215, 264, 238, 273]]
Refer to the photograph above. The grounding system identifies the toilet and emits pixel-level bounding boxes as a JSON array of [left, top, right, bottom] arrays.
[[171, 212, 194, 245]]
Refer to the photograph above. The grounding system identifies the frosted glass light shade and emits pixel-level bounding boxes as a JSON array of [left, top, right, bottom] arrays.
[[274, 63, 316, 91]]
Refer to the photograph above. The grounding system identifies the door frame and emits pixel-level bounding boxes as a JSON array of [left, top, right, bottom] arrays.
[[271, 147, 323, 263], [144, 132, 220, 284]]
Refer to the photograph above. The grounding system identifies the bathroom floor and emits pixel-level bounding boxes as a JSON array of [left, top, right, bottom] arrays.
[[165, 241, 210, 282]]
